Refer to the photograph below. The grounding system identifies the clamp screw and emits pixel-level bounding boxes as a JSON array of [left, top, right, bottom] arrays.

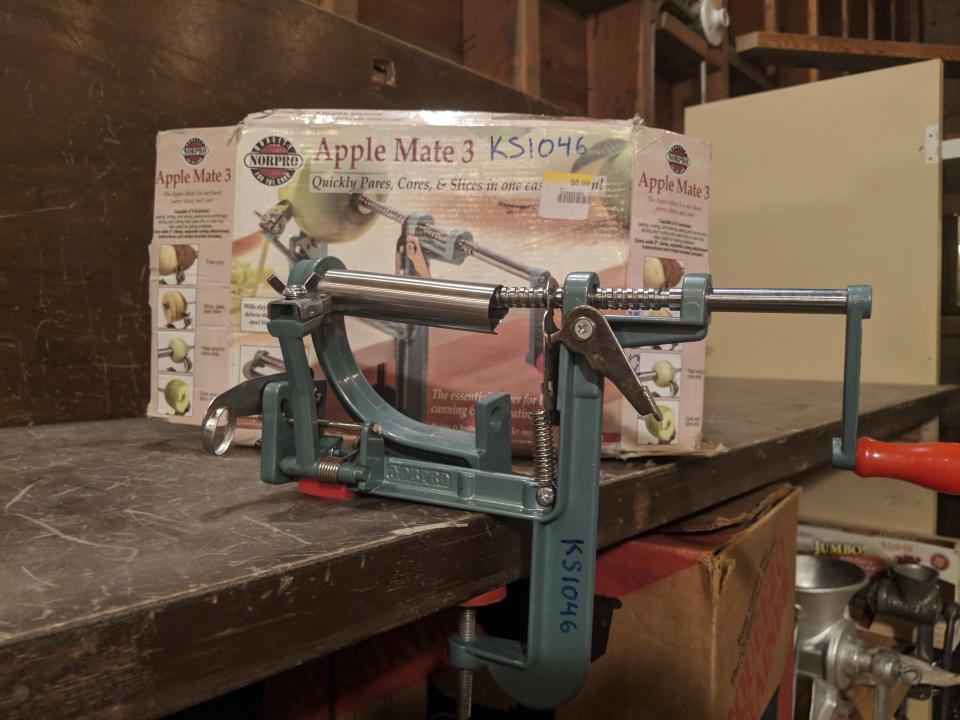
[[573, 317, 595, 340], [536, 486, 556, 507]]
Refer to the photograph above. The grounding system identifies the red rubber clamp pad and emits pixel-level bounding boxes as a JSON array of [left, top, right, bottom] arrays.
[[298, 478, 356, 501]]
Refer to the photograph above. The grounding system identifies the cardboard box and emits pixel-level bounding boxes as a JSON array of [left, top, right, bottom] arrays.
[[149, 110, 711, 456], [149, 126, 236, 420], [560, 484, 799, 720], [797, 520, 960, 650]]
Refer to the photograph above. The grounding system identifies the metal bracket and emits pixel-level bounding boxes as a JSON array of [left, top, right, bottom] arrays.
[[552, 305, 662, 420], [832, 285, 872, 469]]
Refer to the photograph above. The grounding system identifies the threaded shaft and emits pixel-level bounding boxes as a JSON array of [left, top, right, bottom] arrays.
[[356, 193, 451, 245], [493, 286, 553, 309], [456, 607, 476, 720], [355, 193, 406, 224], [494, 285, 675, 310], [590, 287, 673, 310]]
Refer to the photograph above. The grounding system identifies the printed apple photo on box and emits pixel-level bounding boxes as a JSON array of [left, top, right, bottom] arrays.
[[642, 256, 684, 320], [630, 350, 681, 399], [158, 287, 196, 330], [239, 344, 285, 382], [158, 373, 194, 417], [157, 243, 199, 286], [637, 398, 680, 445], [157, 330, 195, 373]]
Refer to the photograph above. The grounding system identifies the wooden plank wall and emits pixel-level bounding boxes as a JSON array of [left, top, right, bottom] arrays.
[[0, 0, 561, 427]]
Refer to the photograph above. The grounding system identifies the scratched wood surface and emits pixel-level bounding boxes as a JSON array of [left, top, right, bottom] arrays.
[[0, 0, 560, 429], [0, 378, 956, 719]]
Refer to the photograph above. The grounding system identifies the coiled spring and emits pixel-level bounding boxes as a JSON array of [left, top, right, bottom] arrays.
[[530, 410, 557, 506], [316, 455, 345, 483]]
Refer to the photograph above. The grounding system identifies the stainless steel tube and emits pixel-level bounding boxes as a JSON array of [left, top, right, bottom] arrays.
[[318, 269, 507, 333], [703, 288, 849, 314]]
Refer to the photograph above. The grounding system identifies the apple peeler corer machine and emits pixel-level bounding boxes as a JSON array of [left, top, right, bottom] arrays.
[[202, 257, 960, 713]]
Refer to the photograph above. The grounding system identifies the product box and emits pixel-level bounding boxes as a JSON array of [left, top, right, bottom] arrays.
[[148, 126, 236, 420], [563, 484, 798, 719], [798, 521, 960, 646], [150, 110, 711, 456]]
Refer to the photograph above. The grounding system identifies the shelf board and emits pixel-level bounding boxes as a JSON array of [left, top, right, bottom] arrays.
[[728, 47, 773, 90], [736, 31, 960, 77]]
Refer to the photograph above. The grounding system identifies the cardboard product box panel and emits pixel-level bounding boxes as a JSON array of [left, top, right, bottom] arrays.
[[797, 520, 960, 650], [561, 484, 800, 720], [149, 111, 711, 456], [149, 127, 237, 421]]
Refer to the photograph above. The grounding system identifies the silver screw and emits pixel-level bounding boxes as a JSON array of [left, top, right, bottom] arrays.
[[536, 486, 556, 507], [573, 317, 595, 340], [457, 607, 476, 720]]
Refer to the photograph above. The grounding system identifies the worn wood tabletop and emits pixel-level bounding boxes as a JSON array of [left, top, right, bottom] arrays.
[[1, 378, 956, 719]]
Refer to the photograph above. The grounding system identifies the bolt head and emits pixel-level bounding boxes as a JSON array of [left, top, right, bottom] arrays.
[[573, 317, 595, 340], [536, 486, 556, 507]]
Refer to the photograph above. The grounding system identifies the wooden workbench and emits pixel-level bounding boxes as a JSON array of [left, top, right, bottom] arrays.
[[1, 378, 956, 719]]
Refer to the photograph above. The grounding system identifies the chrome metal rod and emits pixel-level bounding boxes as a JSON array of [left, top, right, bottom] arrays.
[[319, 268, 507, 333], [494, 285, 851, 314], [466, 244, 541, 282], [704, 288, 849, 314], [314, 266, 851, 332]]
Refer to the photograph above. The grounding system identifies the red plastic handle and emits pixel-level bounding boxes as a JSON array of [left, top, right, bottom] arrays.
[[855, 437, 960, 493]]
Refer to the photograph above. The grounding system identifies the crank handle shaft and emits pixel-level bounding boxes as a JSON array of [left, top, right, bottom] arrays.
[[855, 438, 960, 494]]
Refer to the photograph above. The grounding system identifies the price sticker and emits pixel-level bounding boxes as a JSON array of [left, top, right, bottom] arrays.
[[539, 171, 592, 221]]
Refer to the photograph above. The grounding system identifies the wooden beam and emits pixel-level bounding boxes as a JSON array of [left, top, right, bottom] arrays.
[[736, 31, 960, 76], [540, 0, 586, 113], [728, 47, 774, 89], [463, 0, 541, 96], [655, 9, 725, 81], [763, 0, 777, 32], [908, 0, 920, 42], [637, 0, 656, 120], [867, 0, 875, 39], [359, 0, 463, 62], [586, 0, 641, 119]]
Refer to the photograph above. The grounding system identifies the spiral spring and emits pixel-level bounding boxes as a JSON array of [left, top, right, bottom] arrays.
[[530, 409, 557, 506], [589, 287, 673, 310], [316, 455, 345, 483]]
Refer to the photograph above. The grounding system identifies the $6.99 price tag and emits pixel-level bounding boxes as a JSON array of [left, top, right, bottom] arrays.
[[539, 171, 592, 221]]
